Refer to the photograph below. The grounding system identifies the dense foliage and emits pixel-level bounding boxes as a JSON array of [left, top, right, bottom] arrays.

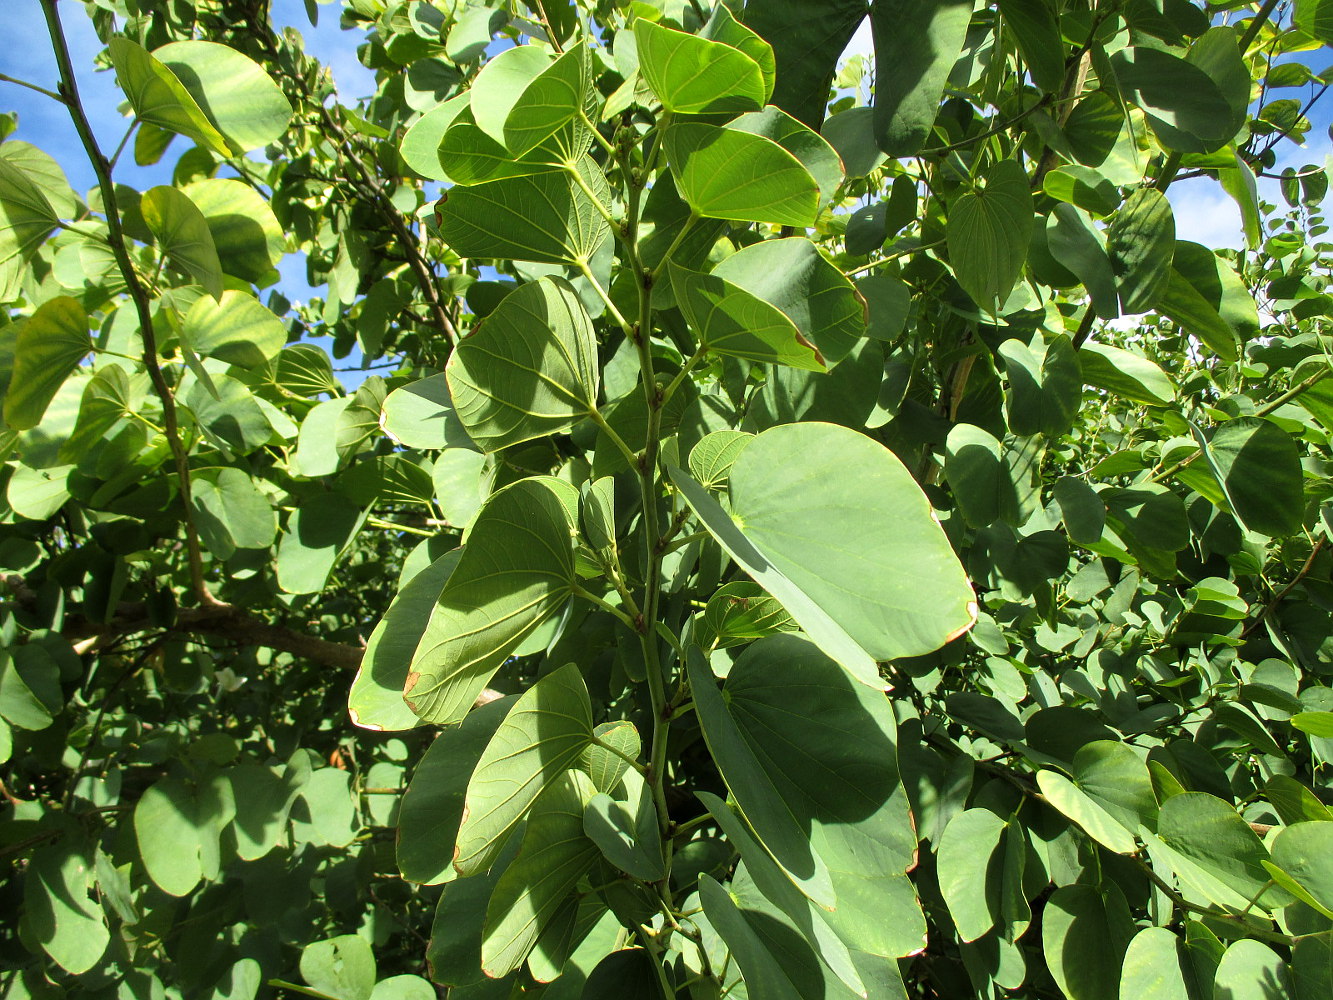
[[3, 0, 1333, 997]]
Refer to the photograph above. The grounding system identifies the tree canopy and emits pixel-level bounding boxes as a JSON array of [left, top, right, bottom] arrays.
[[3, 0, 1333, 998]]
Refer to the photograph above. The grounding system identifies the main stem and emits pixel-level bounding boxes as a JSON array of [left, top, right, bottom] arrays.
[[40, 0, 219, 609]]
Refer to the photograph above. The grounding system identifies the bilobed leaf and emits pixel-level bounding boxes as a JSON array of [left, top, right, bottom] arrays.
[[1109, 46, 1237, 152], [300, 935, 376, 1000], [633, 19, 765, 115], [712, 237, 865, 365], [24, 842, 110, 975], [1297, 0, 1333, 43], [405, 478, 579, 726], [664, 123, 820, 228], [728, 107, 844, 209], [153, 40, 293, 154], [446, 277, 599, 451], [1047, 203, 1121, 318], [439, 157, 610, 264], [689, 430, 753, 489], [482, 770, 599, 977], [4, 296, 90, 430], [0, 156, 62, 304], [468, 45, 553, 147], [1078, 341, 1175, 405], [1107, 188, 1175, 313], [1041, 884, 1135, 1000], [1268, 822, 1333, 918], [937, 808, 1007, 941], [948, 159, 1035, 312], [400, 95, 469, 181], [700, 3, 776, 102], [1037, 770, 1139, 854], [191, 467, 277, 558], [668, 261, 825, 370], [583, 769, 664, 882], [672, 422, 976, 680], [871, 0, 975, 155], [183, 290, 287, 368], [142, 186, 224, 298], [1196, 416, 1304, 538], [1043, 165, 1121, 217], [1213, 940, 1294, 1000], [454, 663, 593, 876], [504, 45, 594, 156], [580, 719, 639, 794], [1157, 792, 1274, 903], [350, 551, 460, 733], [182, 178, 285, 283], [381, 373, 474, 452], [998, 0, 1065, 92], [108, 37, 231, 157], [1118, 927, 1191, 1000], [999, 334, 1082, 439], [686, 634, 916, 915]]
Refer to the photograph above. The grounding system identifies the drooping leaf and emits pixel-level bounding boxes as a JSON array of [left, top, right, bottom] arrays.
[[141, 186, 224, 298], [741, 0, 867, 128], [182, 177, 285, 283], [153, 40, 293, 154], [405, 478, 579, 726], [1041, 884, 1135, 1000], [1107, 188, 1175, 313], [871, 0, 975, 155], [0, 156, 62, 304], [108, 37, 231, 157], [454, 663, 593, 876], [183, 290, 287, 368], [4, 296, 90, 430], [1156, 241, 1256, 361], [947, 159, 1034, 312], [1196, 416, 1304, 538]]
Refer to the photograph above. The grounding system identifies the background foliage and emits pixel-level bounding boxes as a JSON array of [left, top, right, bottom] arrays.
[[3, 0, 1333, 998]]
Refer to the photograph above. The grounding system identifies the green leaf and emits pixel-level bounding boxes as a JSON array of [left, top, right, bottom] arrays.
[[1041, 884, 1135, 1000], [482, 769, 599, 977], [1213, 940, 1294, 1000], [689, 431, 753, 490], [1047, 204, 1121, 319], [741, 0, 866, 128], [687, 634, 916, 917], [1043, 165, 1121, 217], [275, 492, 365, 595], [712, 237, 865, 365], [578, 477, 617, 553], [871, 0, 975, 155], [1296, 0, 1333, 43], [182, 178, 285, 283], [455, 663, 593, 876], [999, 334, 1082, 438], [583, 770, 664, 882], [1196, 417, 1304, 538], [1073, 740, 1159, 834], [1118, 927, 1190, 1000], [153, 40, 293, 154], [468, 45, 553, 147], [141, 186, 224, 298], [1157, 792, 1273, 903], [947, 159, 1034, 312], [7, 465, 73, 521], [1156, 241, 1256, 361], [672, 422, 976, 680], [108, 37, 231, 157], [633, 19, 766, 115], [406, 478, 579, 726], [727, 107, 844, 209], [400, 96, 469, 181], [397, 697, 511, 884], [580, 719, 640, 794], [0, 156, 62, 303], [191, 468, 277, 559], [3, 296, 89, 430], [1037, 770, 1139, 854], [1109, 46, 1238, 152], [1291, 712, 1333, 738], [504, 46, 594, 156], [350, 551, 460, 733], [446, 277, 599, 451], [1107, 188, 1175, 313], [1078, 341, 1175, 405], [183, 290, 287, 368], [300, 935, 376, 1000], [24, 842, 110, 975], [998, 0, 1065, 92], [381, 373, 474, 452], [664, 123, 820, 228], [439, 158, 610, 264], [700, 4, 776, 103], [937, 808, 1007, 941], [668, 261, 825, 370], [1269, 822, 1333, 918]]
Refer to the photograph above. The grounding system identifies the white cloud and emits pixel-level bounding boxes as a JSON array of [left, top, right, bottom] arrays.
[[1167, 180, 1244, 250]]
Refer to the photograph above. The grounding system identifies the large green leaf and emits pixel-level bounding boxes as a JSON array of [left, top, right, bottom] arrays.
[[381, 373, 474, 452], [712, 237, 864, 365], [24, 842, 110, 975], [728, 107, 844, 210], [997, 0, 1065, 92], [633, 19, 766, 115], [182, 178, 285, 283], [439, 158, 610, 264], [1156, 241, 1256, 362], [1109, 46, 1238, 152], [1213, 940, 1294, 1000], [191, 467, 277, 559], [153, 40, 293, 154], [742, 0, 866, 128], [0, 157, 62, 304], [1078, 341, 1175, 405], [300, 936, 376, 1000], [1118, 927, 1191, 1000], [1107, 188, 1175, 313], [668, 261, 825, 370], [108, 38, 231, 157], [664, 123, 820, 228], [482, 770, 599, 977], [454, 663, 593, 876], [937, 808, 1007, 941], [998, 334, 1082, 440], [183, 290, 287, 368], [446, 277, 598, 451], [134, 774, 231, 897], [1196, 416, 1304, 538], [400, 95, 469, 181], [1156, 792, 1273, 904], [405, 478, 579, 726], [672, 422, 975, 680], [1047, 203, 1120, 319], [1267, 822, 1333, 917], [583, 769, 664, 883], [687, 634, 916, 919], [947, 159, 1034, 312], [141, 186, 224, 299], [1041, 884, 1134, 1000], [504, 46, 594, 156], [3, 296, 90, 430], [275, 492, 365, 595], [350, 551, 461, 733], [397, 697, 511, 884], [871, 0, 975, 155]]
